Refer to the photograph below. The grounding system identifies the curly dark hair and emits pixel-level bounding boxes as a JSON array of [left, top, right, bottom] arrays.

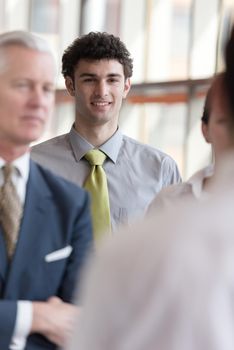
[[62, 32, 133, 80]]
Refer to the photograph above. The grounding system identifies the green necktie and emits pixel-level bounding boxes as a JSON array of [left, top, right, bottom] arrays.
[[84, 149, 111, 241]]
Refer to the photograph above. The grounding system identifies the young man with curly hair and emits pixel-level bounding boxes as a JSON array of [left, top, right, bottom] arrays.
[[32, 32, 181, 238]]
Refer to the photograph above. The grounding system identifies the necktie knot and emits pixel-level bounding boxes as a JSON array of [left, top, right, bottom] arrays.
[[85, 149, 106, 166]]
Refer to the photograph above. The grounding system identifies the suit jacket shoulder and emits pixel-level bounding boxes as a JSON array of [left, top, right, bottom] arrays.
[[0, 160, 93, 350]]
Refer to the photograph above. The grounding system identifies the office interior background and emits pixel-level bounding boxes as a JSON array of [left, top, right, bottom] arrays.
[[0, 0, 233, 179]]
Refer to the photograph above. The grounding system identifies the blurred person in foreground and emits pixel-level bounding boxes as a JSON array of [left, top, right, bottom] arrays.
[[67, 27, 234, 350], [31, 31, 181, 241], [67, 199, 234, 350], [148, 72, 231, 212], [0, 30, 92, 349]]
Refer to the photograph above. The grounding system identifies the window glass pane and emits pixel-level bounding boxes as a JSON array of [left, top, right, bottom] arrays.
[[145, 0, 192, 82], [30, 0, 59, 34]]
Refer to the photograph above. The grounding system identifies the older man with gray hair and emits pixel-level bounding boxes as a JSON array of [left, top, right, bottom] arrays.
[[0, 30, 92, 350]]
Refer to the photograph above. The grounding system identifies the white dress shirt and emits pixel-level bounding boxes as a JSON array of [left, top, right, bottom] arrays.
[[0, 153, 32, 350], [147, 164, 214, 213]]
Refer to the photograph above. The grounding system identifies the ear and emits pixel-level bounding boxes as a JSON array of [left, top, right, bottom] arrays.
[[123, 78, 131, 99], [65, 77, 75, 96], [201, 122, 211, 143]]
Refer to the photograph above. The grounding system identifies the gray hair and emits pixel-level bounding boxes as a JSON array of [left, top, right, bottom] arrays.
[[0, 30, 57, 73], [0, 30, 52, 53]]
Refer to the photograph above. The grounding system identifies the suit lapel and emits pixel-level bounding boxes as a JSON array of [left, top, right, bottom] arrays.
[[0, 226, 8, 294], [4, 161, 52, 296]]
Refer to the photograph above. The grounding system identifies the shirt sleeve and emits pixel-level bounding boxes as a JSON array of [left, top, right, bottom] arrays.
[[162, 157, 182, 186], [9, 301, 33, 350]]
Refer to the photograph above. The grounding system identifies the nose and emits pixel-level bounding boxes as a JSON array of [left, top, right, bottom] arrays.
[[29, 86, 53, 108], [94, 80, 108, 98]]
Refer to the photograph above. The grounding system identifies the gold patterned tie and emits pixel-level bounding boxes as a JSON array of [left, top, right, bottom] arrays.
[[0, 164, 23, 258], [84, 150, 111, 241]]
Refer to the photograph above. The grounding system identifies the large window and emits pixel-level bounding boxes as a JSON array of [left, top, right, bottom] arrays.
[[0, 0, 233, 178]]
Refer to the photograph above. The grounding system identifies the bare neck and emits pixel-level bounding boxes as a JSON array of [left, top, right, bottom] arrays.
[[202, 174, 213, 192], [0, 143, 29, 162], [74, 122, 117, 147], [202, 153, 219, 192]]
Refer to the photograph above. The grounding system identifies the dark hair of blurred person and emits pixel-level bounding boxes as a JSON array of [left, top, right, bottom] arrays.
[[225, 25, 234, 118]]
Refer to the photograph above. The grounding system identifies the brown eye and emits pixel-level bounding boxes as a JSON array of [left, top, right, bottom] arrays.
[[16, 82, 29, 89], [83, 78, 95, 82]]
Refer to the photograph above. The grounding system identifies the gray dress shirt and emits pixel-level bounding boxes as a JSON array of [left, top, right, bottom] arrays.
[[31, 127, 181, 231]]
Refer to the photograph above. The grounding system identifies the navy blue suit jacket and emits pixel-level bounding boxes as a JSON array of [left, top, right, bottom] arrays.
[[0, 160, 93, 349]]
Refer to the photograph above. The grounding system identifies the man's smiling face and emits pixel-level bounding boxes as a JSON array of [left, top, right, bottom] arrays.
[[66, 59, 130, 129]]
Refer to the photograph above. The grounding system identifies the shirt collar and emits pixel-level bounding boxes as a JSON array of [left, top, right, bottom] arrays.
[[0, 152, 30, 182], [187, 164, 214, 198], [69, 125, 123, 163]]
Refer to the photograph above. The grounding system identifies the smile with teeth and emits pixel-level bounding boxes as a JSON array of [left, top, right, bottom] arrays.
[[91, 101, 111, 106]]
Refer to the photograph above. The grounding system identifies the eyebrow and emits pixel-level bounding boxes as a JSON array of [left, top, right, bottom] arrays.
[[79, 73, 122, 78], [12, 77, 55, 85]]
